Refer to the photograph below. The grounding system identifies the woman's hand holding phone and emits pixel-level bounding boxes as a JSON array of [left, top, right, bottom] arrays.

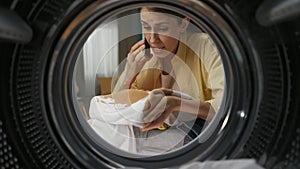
[[125, 39, 152, 82]]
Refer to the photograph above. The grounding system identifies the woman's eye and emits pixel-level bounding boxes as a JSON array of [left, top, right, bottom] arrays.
[[158, 28, 169, 32], [143, 26, 151, 30]]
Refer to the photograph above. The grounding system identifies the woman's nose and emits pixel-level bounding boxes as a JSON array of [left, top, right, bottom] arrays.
[[149, 32, 159, 43]]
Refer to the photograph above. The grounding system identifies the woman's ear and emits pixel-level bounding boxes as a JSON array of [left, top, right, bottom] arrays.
[[180, 17, 190, 33]]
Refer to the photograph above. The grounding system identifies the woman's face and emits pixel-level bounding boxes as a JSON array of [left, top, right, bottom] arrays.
[[140, 8, 187, 58]]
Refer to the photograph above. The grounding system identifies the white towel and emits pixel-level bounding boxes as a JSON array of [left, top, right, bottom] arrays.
[[88, 95, 147, 153], [87, 89, 194, 154]]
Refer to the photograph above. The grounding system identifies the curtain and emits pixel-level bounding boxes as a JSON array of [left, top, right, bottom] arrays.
[[82, 21, 119, 96]]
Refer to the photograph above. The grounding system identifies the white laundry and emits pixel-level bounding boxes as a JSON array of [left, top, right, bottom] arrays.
[[87, 89, 195, 154], [88, 95, 147, 153]]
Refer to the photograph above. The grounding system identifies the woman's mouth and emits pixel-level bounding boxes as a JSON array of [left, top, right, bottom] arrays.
[[152, 47, 165, 54]]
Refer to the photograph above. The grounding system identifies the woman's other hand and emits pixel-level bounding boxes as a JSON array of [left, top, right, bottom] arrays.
[[141, 89, 180, 131], [141, 88, 214, 131]]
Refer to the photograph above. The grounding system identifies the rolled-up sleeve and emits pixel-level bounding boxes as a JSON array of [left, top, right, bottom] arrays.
[[200, 36, 225, 112]]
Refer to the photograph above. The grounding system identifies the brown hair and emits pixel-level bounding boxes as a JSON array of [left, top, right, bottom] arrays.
[[140, 7, 202, 32], [141, 7, 186, 24]]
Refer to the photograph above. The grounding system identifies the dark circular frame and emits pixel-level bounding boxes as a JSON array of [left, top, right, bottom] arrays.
[[46, 0, 261, 168]]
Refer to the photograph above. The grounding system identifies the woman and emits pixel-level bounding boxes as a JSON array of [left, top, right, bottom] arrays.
[[88, 6, 224, 154], [113, 7, 224, 132]]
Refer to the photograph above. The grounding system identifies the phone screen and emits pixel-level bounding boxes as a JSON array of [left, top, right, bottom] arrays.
[[144, 38, 151, 58]]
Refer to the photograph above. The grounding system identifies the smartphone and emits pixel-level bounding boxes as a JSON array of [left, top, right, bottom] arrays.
[[144, 38, 151, 58]]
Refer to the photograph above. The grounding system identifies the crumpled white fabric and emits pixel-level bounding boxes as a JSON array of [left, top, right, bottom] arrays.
[[87, 90, 195, 154], [88, 95, 148, 153]]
